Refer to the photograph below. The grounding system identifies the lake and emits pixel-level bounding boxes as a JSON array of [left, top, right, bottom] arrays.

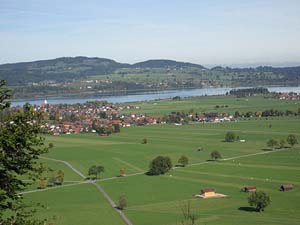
[[11, 86, 300, 107]]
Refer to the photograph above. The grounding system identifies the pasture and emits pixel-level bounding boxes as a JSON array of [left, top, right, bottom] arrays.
[[121, 95, 300, 116], [23, 115, 300, 225]]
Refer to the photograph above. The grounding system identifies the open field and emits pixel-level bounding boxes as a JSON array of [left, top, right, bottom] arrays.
[[23, 114, 300, 225], [121, 95, 300, 116], [24, 183, 125, 225]]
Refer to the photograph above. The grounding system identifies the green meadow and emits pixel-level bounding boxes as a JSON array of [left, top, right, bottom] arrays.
[[121, 95, 300, 116], [23, 97, 300, 225]]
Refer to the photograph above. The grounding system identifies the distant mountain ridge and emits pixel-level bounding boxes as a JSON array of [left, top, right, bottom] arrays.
[[0, 56, 299, 86], [0, 57, 207, 85]]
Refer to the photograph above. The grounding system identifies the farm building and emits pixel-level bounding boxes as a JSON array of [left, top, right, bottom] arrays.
[[280, 184, 293, 192], [243, 186, 257, 192], [201, 188, 216, 197]]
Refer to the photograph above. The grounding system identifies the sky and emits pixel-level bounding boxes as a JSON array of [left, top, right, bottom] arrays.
[[0, 0, 300, 67]]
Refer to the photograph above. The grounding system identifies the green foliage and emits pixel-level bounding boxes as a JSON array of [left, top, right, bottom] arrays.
[[88, 165, 104, 179], [178, 155, 189, 167], [119, 168, 126, 177], [118, 195, 127, 210], [225, 131, 236, 142], [56, 170, 65, 185], [287, 134, 298, 147], [210, 150, 222, 161], [149, 156, 173, 175], [0, 80, 49, 224], [248, 191, 271, 212], [48, 143, 54, 148], [172, 96, 181, 100], [142, 137, 148, 144], [267, 139, 278, 149], [279, 139, 286, 149], [112, 124, 121, 133]]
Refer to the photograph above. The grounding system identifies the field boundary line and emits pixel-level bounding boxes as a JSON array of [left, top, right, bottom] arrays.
[[93, 182, 133, 225], [112, 157, 144, 172], [20, 181, 90, 195], [40, 156, 133, 225], [40, 156, 86, 179], [221, 148, 286, 161]]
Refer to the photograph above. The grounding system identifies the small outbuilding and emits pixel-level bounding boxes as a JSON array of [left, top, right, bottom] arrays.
[[280, 184, 293, 192], [201, 188, 216, 197], [243, 186, 257, 192]]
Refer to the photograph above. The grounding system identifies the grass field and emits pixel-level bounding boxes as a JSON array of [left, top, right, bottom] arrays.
[[121, 95, 300, 116], [23, 97, 300, 225]]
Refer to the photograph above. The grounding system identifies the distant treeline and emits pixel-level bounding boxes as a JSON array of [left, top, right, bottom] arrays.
[[229, 87, 269, 97], [158, 107, 300, 125], [234, 108, 300, 118]]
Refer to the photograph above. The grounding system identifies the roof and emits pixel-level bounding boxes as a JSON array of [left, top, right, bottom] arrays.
[[244, 186, 256, 190], [281, 184, 293, 189], [201, 188, 215, 193]]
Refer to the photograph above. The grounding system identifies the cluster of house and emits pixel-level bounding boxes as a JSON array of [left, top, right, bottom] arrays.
[[275, 92, 300, 101], [32, 100, 158, 135], [9, 99, 239, 136], [194, 184, 295, 199]]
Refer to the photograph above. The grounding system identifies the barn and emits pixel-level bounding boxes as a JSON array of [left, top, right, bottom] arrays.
[[243, 186, 257, 192], [280, 184, 293, 192], [201, 188, 216, 197]]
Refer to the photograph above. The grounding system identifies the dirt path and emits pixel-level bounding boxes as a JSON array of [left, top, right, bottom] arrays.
[[40, 156, 133, 225]]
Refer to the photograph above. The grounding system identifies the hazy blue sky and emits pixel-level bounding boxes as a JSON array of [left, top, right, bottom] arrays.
[[1, 0, 300, 66]]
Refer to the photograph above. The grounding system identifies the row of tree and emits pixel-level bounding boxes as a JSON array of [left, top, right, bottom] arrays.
[[148, 151, 223, 175], [267, 134, 298, 149]]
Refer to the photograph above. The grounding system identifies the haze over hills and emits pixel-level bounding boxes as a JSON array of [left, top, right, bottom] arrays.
[[0, 56, 300, 86]]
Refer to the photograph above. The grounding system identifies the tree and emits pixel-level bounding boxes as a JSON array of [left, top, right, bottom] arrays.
[[210, 151, 222, 161], [279, 139, 286, 149], [112, 123, 121, 133], [142, 137, 148, 144], [267, 139, 278, 149], [178, 155, 189, 167], [287, 134, 298, 147], [248, 191, 271, 212], [0, 80, 49, 224], [180, 201, 198, 225], [88, 165, 104, 179], [38, 179, 47, 189], [55, 170, 64, 185], [118, 195, 127, 210], [48, 143, 54, 148], [120, 168, 126, 177], [149, 156, 173, 175], [47, 176, 56, 187], [225, 132, 236, 142]]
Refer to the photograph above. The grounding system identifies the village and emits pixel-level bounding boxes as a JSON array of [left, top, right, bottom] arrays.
[[9, 99, 237, 136]]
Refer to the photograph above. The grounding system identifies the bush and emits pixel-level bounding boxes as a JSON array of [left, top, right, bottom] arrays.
[[142, 137, 148, 144]]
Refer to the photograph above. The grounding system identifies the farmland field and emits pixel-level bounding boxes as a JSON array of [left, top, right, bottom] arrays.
[[23, 97, 300, 225]]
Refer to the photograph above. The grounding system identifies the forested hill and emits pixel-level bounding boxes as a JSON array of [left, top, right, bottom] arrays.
[[0, 56, 300, 86], [0, 57, 130, 85], [211, 65, 300, 77], [132, 59, 206, 69], [0, 57, 206, 85]]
